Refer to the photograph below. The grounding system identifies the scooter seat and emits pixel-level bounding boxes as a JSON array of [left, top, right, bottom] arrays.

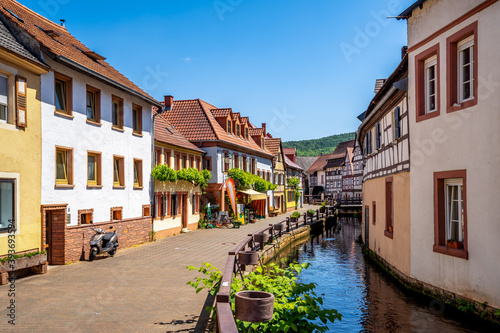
[[103, 233, 114, 241]]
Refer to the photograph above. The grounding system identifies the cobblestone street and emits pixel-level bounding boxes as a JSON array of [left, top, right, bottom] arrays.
[[0, 206, 313, 333]]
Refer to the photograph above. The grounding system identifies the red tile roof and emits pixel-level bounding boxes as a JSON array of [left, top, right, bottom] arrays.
[[211, 108, 231, 118], [249, 128, 263, 136], [306, 140, 355, 174], [283, 148, 296, 155], [284, 155, 303, 170], [264, 138, 281, 158], [164, 99, 274, 158], [232, 112, 241, 121], [0, 0, 158, 106], [154, 113, 205, 153], [241, 117, 249, 125]]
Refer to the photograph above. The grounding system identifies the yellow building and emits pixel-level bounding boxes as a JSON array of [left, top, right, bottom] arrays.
[[0, 20, 49, 258]]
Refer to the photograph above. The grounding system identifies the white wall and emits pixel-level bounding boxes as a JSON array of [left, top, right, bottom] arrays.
[[408, 1, 500, 308], [41, 59, 152, 225]]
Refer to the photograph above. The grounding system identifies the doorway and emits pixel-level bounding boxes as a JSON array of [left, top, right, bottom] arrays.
[[43, 207, 66, 265], [181, 193, 188, 229]]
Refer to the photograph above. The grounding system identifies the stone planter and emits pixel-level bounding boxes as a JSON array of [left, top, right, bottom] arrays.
[[0, 253, 47, 273], [235, 290, 274, 323], [254, 233, 270, 244], [239, 251, 259, 266]]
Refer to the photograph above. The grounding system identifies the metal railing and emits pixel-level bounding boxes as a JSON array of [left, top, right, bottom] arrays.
[[215, 207, 336, 332]]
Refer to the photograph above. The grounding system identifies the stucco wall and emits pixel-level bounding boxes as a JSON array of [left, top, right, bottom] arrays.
[[0, 61, 43, 255], [40, 60, 152, 226], [362, 172, 411, 276], [408, 1, 500, 307]]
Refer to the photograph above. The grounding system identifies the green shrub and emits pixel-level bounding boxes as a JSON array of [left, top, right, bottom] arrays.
[[228, 168, 276, 192], [291, 211, 301, 218], [307, 209, 316, 215], [187, 262, 342, 332], [152, 165, 211, 190]]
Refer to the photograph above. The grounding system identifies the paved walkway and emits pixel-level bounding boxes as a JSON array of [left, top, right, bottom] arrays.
[[0, 205, 315, 333]]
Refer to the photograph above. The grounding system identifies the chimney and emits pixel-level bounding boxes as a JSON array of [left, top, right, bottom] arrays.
[[401, 45, 408, 59], [164, 95, 173, 111], [60, 19, 66, 27], [262, 123, 266, 136]]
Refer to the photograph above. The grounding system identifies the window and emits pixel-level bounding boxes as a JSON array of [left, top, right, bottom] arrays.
[[111, 207, 122, 221], [112, 96, 123, 130], [364, 206, 369, 232], [204, 156, 212, 171], [163, 194, 170, 217], [86, 86, 100, 123], [375, 123, 381, 150], [55, 146, 73, 186], [175, 153, 180, 171], [133, 159, 143, 189], [245, 127, 249, 140], [181, 155, 186, 170], [372, 201, 376, 225], [415, 44, 440, 122], [154, 193, 163, 218], [236, 124, 240, 137], [54, 72, 72, 116], [365, 130, 372, 154], [79, 209, 93, 225], [385, 177, 393, 239], [166, 151, 172, 168], [171, 194, 178, 216], [132, 104, 142, 135], [394, 107, 401, 140], [155, 148, 162, 166], [227, 120, 232, 134], [425, 56, 438, 113], [433, 170, 468, 259], [196, 157, 201, 171], [113, 155, 125, 188], [243, 157, 247, 172], [447, 22, 477, 113], [143, 205, 151, 217], [0, 179, 14, 231], [87, 151, 102, 187], [0, 75, 8, 123]]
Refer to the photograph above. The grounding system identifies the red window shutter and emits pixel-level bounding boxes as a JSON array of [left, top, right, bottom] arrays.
[[16, 76, 27, 128]]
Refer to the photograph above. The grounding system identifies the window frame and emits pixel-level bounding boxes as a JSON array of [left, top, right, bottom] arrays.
[[375, 122, 381, 150], [227, 119, 232, 134], [113, 155, 125, 188], [78, 209, 94, 225], [446, 21, 478, 114], [111, 95, 124, 131], [0, 178, 15, 233], [54, 72, 73, 117], [415, 43, 440, 122], [55, 146, 74, 187], [394, 106, 401, 140], [433, 170, 468, 259], [132, 104, 143, 136], [236, 124, 240, 137], [87, 151, 102, 188], [372, 201, 376, 225], [111, 207, 123, 221], [384, 177, 393, 239], [0, 74, 9, 123], [133, 158, 143, 189], [86, 85, 101, 124], [424, 56, 438, 114]]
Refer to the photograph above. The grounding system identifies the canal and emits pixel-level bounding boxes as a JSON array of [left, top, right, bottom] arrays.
[[276, 218, 496, 333]]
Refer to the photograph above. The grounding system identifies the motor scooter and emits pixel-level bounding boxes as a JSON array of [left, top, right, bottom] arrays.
[[89, 226, 119, 261]]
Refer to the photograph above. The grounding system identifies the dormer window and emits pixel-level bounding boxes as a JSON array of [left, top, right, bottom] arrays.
[[245, 128, 249, 140], [236, 124, 240, 137], [227, 120, 232, 134]]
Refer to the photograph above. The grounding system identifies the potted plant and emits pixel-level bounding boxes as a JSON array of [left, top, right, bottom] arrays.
[[447, 239, 464, 249], [290, 211, 301, 222], [238, 251, 259, 266], [307, 209, 316, 217], [319, 202, 327, 213]]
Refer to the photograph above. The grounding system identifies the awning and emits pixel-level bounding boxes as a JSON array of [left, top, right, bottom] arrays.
[[238, 189, 267, 201]]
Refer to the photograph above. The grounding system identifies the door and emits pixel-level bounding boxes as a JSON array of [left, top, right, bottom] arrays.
[[182, 194, 188, 229], [46, 209, 66, 265]]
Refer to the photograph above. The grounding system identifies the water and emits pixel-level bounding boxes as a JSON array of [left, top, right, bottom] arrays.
[[277, 218, 497, 333]]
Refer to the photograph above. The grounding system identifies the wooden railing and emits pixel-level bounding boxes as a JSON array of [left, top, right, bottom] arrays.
[[215, 207, 336, 332]]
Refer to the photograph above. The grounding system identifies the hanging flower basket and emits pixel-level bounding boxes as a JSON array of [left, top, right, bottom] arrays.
[[239, 251, 259, 266], [254, 233, 269, 244], [235, 290, 274, 323]]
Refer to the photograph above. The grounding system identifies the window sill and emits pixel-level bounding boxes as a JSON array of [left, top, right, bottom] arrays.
[[132, 132, 143, 137], [54, 110, 74, 119], [416, 109, 440, 123], [87, 185, 103, 189], [433, 245, 468, 259], [134, 186, 144, 190], [447, 99, 477, 113], [113, 185, 126, 189], [112, 126, 124, 132], [86, 119, 102, 127], [384, 230, 393, 239], [55, 184, 75, 188]]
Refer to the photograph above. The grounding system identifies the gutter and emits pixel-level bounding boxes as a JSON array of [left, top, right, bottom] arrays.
[[55, 56, 163, 108]]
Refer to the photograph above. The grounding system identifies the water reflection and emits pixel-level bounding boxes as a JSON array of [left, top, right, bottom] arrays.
[[277, 217, 494, 332]]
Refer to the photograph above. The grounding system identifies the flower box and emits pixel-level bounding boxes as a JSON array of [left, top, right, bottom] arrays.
[[0, 253, 47, 273], [447, 240, 464, 249]]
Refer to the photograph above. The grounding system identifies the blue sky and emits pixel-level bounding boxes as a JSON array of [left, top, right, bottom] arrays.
[[23, 0, 414, 141]]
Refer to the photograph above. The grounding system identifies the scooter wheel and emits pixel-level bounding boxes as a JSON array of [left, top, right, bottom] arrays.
[[109, 248, 116, 256], [89, 248, 97, 261]]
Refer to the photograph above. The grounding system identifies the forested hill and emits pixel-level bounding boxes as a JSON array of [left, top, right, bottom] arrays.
[[283, 132, 355, 157]]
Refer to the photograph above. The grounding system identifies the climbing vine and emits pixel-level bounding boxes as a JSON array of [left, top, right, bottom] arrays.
[[152, 165, 211, 190], [228, 168, 277, 192]]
